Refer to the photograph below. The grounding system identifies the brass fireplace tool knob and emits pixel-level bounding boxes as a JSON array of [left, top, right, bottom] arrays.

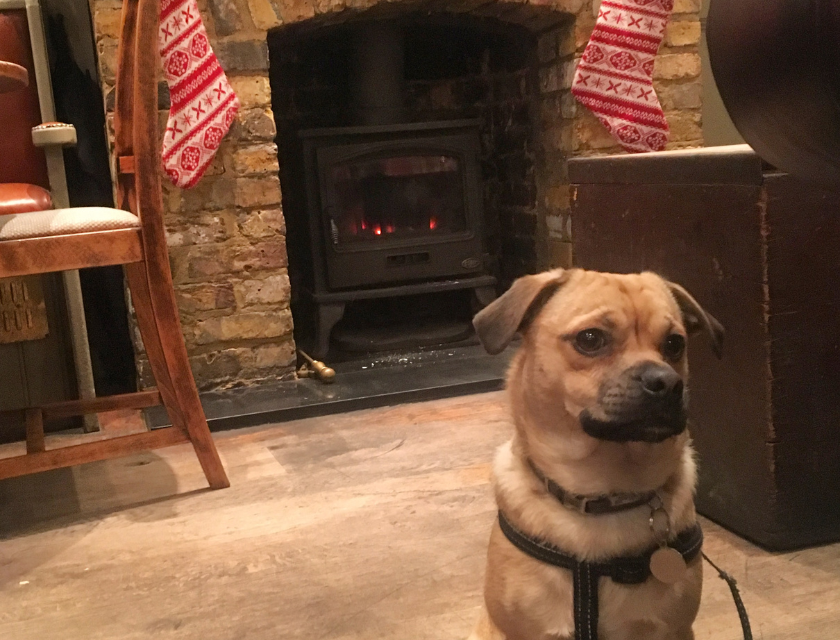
[[297, 349, 336, 384]]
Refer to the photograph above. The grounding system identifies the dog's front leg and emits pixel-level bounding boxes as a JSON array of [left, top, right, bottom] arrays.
[[468, 607, 506, 640]]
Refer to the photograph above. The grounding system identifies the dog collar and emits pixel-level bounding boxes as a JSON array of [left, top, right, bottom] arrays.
[[498, 510, 703, 640], [528, 459, 659, 515]]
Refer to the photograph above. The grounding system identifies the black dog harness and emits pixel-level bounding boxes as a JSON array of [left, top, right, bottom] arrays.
[[498, 510, 704, 640]]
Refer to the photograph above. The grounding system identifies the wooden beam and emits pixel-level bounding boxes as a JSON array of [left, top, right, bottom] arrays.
[[42, 389, 162, 422], [0, 426, 190, 481], [0, 228, 143, 278]]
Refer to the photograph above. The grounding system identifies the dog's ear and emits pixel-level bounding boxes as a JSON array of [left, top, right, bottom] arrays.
[[473, 269, 571, 355], [666, 282, 725, 359]]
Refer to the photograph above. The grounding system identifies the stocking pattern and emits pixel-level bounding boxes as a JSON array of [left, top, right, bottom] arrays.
[[159, 0, 239, 188], [571, 0, 674, 153]]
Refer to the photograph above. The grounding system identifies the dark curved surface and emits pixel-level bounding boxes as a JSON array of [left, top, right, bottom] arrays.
[[707, 0, 840, 189], [0, 10, 49, 188], [0, 61, 27, 93]]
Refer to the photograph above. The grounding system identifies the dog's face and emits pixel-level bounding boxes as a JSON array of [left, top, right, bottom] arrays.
[[474, 269, 723, 444], [530, 271, 697, 444]]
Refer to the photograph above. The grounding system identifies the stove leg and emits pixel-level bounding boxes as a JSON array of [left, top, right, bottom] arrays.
[[314, 302, 345, 359]]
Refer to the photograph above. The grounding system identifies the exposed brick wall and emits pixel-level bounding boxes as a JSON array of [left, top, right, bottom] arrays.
[[88, 0, 703, 390], [90, 0, 295, 390]]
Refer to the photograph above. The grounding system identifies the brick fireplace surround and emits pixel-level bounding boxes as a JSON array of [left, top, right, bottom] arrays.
[[88, 0, 703, 391]]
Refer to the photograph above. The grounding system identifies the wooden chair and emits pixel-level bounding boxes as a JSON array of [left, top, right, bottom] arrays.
[[0, 0, 229, 489]]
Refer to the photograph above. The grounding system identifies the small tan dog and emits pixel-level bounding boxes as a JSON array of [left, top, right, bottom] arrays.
[[469, 269, 723, 640]]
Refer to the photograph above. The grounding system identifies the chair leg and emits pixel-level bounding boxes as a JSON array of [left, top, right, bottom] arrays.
[[124, 263, 186, 429], [124, 262, 229, 489]]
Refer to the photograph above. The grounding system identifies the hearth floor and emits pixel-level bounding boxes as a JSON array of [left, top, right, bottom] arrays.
[[147, 342, 515, 431]]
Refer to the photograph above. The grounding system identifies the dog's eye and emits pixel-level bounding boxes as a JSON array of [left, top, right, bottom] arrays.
[[574, 329, 608, 355], [663, 334, 686, 361]]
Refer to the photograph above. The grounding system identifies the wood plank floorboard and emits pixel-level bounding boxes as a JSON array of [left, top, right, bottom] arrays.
[[0, 392, 838, 639]]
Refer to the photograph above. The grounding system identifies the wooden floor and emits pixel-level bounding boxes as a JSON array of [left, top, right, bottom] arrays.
[[1, 392, 839, 639]]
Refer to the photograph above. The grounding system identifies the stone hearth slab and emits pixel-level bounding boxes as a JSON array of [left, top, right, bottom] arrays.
[[146, 343, 514, 431]]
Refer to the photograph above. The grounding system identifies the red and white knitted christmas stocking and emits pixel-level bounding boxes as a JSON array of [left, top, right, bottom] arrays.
[[159, 0, 240, 188], [571, 0, 674, 153]]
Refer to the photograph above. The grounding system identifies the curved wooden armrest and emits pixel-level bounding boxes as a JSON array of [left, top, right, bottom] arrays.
[[32, 122, 77, 148]]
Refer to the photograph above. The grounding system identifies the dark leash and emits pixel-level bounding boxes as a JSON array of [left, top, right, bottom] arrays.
[[498, 511, 752, 640], [702, 551, 753, 640]]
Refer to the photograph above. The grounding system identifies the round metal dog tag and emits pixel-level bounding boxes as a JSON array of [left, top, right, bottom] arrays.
[[650, 547, 687, 584]]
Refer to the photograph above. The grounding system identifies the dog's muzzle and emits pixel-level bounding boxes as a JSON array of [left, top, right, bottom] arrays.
[[580, 361, 687, 443]]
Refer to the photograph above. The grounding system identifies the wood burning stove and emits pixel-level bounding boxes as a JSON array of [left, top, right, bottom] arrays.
[[302, 120, 486, 290], [298, 120, 496, 357]]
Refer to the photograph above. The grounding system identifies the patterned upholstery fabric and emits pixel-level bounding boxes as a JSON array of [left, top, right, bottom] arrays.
[[0, 207, 139, 240]]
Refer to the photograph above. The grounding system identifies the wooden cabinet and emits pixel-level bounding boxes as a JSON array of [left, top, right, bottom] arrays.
[[570, 146, 840, 550]]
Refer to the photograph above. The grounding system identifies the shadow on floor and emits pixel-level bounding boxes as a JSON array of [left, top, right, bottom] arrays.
[[0, 451, 207, 542]]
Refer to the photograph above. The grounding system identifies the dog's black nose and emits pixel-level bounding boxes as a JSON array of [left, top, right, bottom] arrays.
[[640, 367, 684, 398]]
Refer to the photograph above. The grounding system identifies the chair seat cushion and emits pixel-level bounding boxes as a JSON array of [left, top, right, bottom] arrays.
[[0, 206, 140, 241]]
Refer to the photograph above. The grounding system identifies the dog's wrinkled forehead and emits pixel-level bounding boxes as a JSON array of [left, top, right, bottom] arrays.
[[472, 268, 724, 357], [538, 271, 681, 333]]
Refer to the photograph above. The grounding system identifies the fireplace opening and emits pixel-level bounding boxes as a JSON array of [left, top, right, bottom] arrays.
[[269, 14, 539, 359]]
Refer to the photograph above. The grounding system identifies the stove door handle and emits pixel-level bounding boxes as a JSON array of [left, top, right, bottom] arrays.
[[323, 204, 340, 245]]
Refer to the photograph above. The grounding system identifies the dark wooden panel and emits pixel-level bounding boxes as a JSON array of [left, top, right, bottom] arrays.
[[764, 174, 840, 541], [573, 164, 840, 550], [571, 181, 782, 545], [21, 273, 78, 409], [0, 272, 80, 443], [0, 340, 27, 414]]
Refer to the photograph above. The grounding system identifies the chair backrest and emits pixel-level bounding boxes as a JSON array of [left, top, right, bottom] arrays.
[[114, 0, 193, 307], [113, 0, 182, 296], [114, 0, 164, 236]]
